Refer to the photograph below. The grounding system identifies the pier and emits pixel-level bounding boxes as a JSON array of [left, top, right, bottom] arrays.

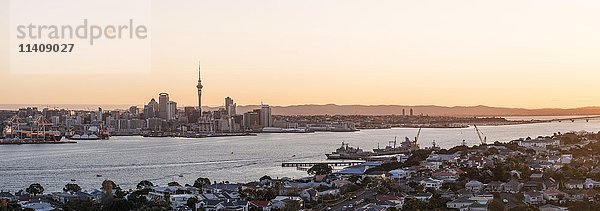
[[281, 161, 365, 168]]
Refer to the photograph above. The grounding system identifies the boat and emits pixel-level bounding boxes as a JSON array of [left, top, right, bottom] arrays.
[[372, 137, 419, 155], [373, 128, 421, 155], [96, 174, 102, 177], [142, 131, 171, 137], [69, 134, 101, 140], [326, 142, 374, 160]]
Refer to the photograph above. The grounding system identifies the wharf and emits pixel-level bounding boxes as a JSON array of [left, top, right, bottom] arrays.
[[282, 161, 365, 168]]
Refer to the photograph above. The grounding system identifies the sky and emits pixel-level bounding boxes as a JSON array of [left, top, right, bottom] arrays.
[[1, 0, 600, 108]]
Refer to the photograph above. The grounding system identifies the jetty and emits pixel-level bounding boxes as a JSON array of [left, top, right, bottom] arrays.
[[281, 161, 365, 168]]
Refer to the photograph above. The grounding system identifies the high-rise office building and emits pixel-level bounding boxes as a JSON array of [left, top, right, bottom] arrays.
[[158, 93, 169, 119], [144, 98, 159, 119], [259, 104, 273, 127], [225, 97, 236, 117], [168, 101, 177, 120], [129, 106, 138, 115]]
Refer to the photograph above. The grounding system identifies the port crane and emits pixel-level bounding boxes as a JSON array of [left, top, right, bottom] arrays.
[[473, 125, 487, 145], [414, 127, 422, 145]]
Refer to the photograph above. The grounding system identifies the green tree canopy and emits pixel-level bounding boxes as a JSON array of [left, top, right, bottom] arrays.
[[26, 183, 44, 196], [307, 163, 333, 176], [63, 183, 82, 193]]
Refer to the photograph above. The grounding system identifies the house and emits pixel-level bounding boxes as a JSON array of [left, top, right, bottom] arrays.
[[170, 194, 197, 208], [388, 169, 409, 179], [318, 189, 340, 199], [0, 191, 16, 202], [560, 154, 572, 164], [375, 195, 404, 208], [357, 203, 386, 211], [21, 201, 55, 211], [299, 188, 318, 202], [486, 181, 503, 192], [197, 199, 223, 211], [518, 138, 560, 149], [529, 173, 544, 180], [467, 202, 488, 211], [420, 178, 443, 190], [539, 204, 568, 211], [583, 178, 600, 189], [446, 196, 476, 210], [542, 189, 565, 201], [215, 200, 248, 211], [524, 191, 544, 205], [409, 192, 433, 201], [522, 181, 542, 191], [565, 180, 584, 189], [149, 186, 201, 202], [465, 180, 484, 192], [270, 196, 304, 210], [204, 183, 241, 194], [51, 192, 92, 204], [467, 156, 485, 168], [331, 179, 352, 188], [543, 179, 559, 190], [432, 169, 462, 182], [248, 200, 270, 210], [503, 180, 522, 193]]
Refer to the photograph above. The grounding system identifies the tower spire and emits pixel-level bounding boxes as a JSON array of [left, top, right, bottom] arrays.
[[197, 61, 203, 113]]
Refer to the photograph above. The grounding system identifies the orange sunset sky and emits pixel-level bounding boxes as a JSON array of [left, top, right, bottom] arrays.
[[1, 1, 600, 109]]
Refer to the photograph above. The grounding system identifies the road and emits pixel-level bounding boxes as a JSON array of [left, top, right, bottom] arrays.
[[326, 190, 376, 210]]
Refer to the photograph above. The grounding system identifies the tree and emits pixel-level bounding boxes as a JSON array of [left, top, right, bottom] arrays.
[[187, 197, 199, 211], [168, 181, 181, 186], [193, 178, 211, 188], [137, 180, 153, 189], [488, 198, 505, 211], [259, 175, 272, 181], [307, 164, 333, 176], [26, 183, 44, 196], [61, 198, 100, 211], [64, 183, 82, 193]]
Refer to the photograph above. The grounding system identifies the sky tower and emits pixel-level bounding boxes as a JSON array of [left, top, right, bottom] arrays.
[[196, 62, 203, 113]]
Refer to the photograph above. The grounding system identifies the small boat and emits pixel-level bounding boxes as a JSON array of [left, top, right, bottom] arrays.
[[71, 179, 76, 182], [178, 174, 184, 177], [292, 155, 296, 157], [96, 174, 102, 177], [231, 152, 234, 154]]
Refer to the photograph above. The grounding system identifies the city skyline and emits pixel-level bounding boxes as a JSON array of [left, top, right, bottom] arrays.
[[2, 1, 600, 108]]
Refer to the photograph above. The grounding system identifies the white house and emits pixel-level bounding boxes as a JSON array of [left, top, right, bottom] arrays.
[[465, 180, 484, 192], [524, 191, 545, 205], [420, 178, 443, 190]]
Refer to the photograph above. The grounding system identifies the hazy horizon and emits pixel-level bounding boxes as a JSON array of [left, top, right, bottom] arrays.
[[2, 0, 600, 108]]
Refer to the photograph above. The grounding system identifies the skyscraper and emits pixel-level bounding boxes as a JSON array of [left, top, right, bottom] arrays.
[[225, 97, 236, 117], [158, 93, 169, 119], [168, 101, 177, 120], [196, 62, 203, 113], [144, 98, 159, 119], [259, 104, 273, 128]]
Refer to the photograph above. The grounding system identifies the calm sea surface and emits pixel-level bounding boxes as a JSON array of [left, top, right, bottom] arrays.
[[2, 118, 600, 192]]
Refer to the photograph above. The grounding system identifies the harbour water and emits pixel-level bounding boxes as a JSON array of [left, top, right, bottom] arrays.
[[1, 118, 599, 192]]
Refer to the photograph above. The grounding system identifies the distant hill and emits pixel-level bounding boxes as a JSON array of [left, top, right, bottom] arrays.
[[3, 104, 600, 117], [223, 104, 600, 116]]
